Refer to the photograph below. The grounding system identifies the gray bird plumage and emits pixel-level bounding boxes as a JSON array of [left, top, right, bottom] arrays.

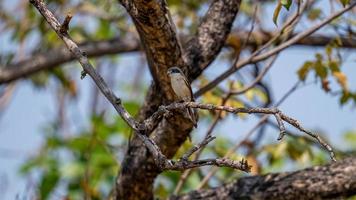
[[167, 67, 198, 128]]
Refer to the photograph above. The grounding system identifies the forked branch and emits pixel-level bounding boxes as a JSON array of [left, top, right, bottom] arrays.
[[30, 0, 335, 177], [29, 0, 251, 173]]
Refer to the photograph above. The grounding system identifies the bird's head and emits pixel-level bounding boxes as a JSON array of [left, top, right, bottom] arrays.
[[167, 67, 183, 76]]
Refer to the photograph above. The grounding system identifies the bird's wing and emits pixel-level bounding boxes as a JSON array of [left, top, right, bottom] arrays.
[[182, 76, 194, 101]]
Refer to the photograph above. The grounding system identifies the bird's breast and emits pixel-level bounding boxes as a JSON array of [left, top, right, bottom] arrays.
[[170, 75, 192, 101]]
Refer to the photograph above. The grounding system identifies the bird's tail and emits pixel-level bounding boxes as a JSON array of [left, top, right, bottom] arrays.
[[187, 107, 198, 128]]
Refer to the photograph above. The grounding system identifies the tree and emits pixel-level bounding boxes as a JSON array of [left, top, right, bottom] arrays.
[[0, 0, 356, 199]]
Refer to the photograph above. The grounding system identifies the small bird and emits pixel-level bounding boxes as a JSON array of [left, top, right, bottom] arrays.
[[167, 67, 198, 128]]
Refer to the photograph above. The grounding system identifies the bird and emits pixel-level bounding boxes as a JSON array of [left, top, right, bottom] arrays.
[[167, 66, 198, 128]]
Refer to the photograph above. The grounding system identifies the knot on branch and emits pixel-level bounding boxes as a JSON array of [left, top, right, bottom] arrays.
[[216, 158, 251, 173], [60, 13, 72, 34], [80, 70, 87, 79]]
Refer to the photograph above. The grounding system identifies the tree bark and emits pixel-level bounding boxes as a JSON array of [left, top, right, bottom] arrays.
[[170, 157, 356, 200], [115, 0, 241, 199]]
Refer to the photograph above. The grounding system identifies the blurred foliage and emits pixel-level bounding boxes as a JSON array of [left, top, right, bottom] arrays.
[[0, 0, 354, 199], [20, 101, 140, 199], [297, 38, 356, 106]]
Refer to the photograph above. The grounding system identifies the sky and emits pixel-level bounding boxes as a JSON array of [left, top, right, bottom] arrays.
[[0, 1, 356, 200]]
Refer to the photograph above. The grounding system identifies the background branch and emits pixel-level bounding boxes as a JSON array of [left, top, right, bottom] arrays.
[[194, 2, 356, 97], [1, 31, 355, 84], [0, 36, 140, 83]]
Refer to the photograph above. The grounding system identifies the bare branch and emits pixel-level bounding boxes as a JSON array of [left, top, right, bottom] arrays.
[[29, 0, 140, 132], [23, 0, 339, 171], [279, 113, 336, 161], [29, 0, 250, 183], [194, 2, 356, 97], [29, 1, 340, 199], [174, 92, 233, 195], [231, 54, 278, 95], [196, 81, 311, 189], [0, 36, 140, 84], [59, 12, 72, 33], [181, 136, 216, 161], [170, 157, 356, 200], [146, 102, 336, 162], [1, 31, 355, 84], [165, 158, 250, 172], [274, 112, 286, 140], [116, 0, 243, 199]]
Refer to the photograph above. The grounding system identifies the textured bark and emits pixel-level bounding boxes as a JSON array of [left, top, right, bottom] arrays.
[[115, 0, 241, 199], [170, 157, 356, 200], [115, 0, 190, 199], [119, 0, 185, 100], [184, 0, 242, 81]]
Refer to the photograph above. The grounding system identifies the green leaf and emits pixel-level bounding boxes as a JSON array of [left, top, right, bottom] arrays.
[[328, 60, 340, 73], [95, 19, 114, 39], [340, 91, 351, 105], [297, 61, 314, 81], [314, 60, 328, 79], [343, 131, 356, 147], [273, 1, 282, 26], [123, 101, 140, 116], [39, 168, 60, 199], [20, 157, 41, 174], [340, 0, 350, 7], [281, 0, 292, 10], [307, 9, 321, 21], [29, 71, 50, 88], [287, 138, 310, 162]]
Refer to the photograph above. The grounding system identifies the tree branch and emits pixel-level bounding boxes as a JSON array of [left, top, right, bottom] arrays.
[[115, 0, 193, 198], [26, 1, 342, 200], [170, 157, 356, 200], [1, 31, 355, 84], [162, 102, 336, 161], [116, 0, 243, 199], [119, 0, 185, 100], [184, 0, 241, 81], [28, 0, 252, 188], [29, 0, 141, 129], [194, 2, 356, 97], [0, 36, 140, 83]]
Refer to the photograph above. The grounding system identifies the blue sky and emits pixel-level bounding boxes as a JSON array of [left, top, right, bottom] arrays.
[[1, 1, 356, 199]]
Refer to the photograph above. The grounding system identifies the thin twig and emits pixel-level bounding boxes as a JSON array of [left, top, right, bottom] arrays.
[[181, 136, 216, 161], [274, 112, 286, 140], [59, 12, 72, 33], [173, 92, 232, 195], [197, 81, 302, 189], [240, 5, 258, 50], [30, 0, 251, 173], [231, 54, 278, 95], [163, 101, 336, 161], [194, 1, 356, 97], [31, 0, 336, 179]]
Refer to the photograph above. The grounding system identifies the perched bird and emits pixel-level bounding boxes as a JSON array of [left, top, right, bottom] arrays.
[[167, 67, 198, 128]]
